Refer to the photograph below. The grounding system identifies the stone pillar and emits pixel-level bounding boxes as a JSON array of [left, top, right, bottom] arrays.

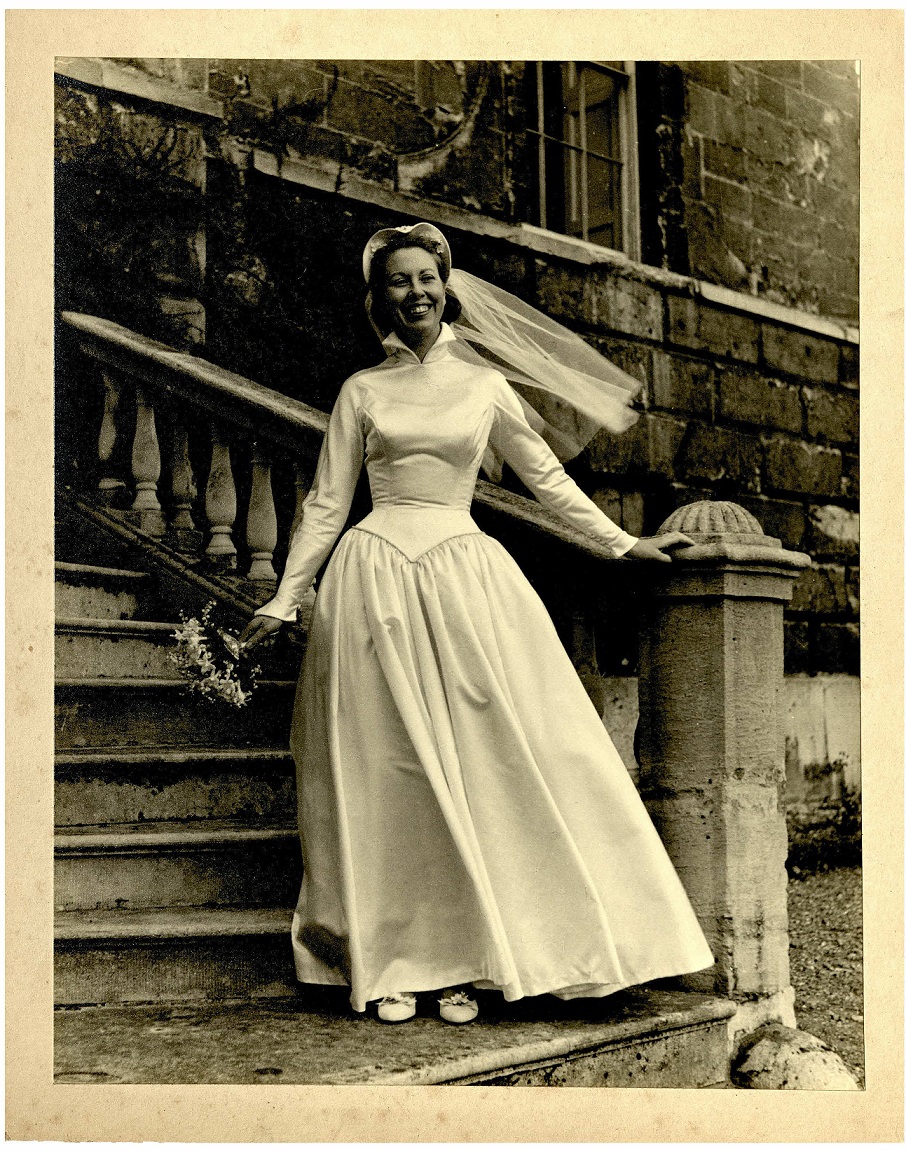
[[636, 501, 810, 1039]]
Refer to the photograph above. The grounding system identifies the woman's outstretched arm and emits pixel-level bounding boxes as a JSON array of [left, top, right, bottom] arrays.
[[488, 379, 692, 562], [241, 378, 365, 647]]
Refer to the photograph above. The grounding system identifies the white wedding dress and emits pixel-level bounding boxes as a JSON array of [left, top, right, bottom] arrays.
[[257, 324, 714, 1012]]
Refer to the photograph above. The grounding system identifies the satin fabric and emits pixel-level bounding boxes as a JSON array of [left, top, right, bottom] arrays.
[[257, 325, 714, 1011]]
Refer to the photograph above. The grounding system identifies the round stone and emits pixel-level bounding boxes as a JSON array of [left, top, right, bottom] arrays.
[[732, 1024, 860, 1090]]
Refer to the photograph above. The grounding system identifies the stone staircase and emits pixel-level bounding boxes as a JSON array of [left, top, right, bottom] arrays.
[[54, 517, 303, 1009], [46, 310, 833, 1090], [52, 504, 738, 1086]]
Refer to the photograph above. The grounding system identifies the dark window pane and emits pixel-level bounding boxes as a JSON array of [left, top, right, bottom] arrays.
[[585, 99, 619, 159], [542, 62, 566, 137], [587, 220, 617, 249], [586, 155, 621, 248], [527, 60, 628, 250], [582, 67, 618, 108]]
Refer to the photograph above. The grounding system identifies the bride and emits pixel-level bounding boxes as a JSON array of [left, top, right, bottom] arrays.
[[240, 223, 714, 1025]]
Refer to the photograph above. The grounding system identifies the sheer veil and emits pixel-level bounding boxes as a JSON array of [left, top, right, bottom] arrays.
[[363, 223, 641, 481]]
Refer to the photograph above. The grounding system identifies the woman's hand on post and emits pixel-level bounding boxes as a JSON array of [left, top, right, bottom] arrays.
[[239, 615, 284, 651], [625, 532, 695, 563]]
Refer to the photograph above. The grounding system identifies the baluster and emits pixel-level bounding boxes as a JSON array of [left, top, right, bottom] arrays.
[[165, 419, 203, 553], [128, 385, 165, 536], [205, 423, 237, 569], [289, 460, 310, 540], [246, 441, 277, 583], [97, 371, 127, 506], [568, 607, 604, 708]]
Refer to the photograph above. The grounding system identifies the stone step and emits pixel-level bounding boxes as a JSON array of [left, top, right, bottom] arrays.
[[55, 679, 296, 751], [55, 747, 295, 826], [55, 617, 178, 678], [53, 988, 736, 1086], [55, 905, 297, 1006], [55, 820, 302, 912], [54, 562, 153, 621]]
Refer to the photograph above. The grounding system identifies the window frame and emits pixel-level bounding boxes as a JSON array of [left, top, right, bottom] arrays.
[[527, 60, 641, 262]]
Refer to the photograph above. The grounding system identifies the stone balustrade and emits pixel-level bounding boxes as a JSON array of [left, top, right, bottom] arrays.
[[61, 310, 633, 589]]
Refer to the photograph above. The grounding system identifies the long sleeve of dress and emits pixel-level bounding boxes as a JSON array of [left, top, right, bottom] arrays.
[[489, 379, 638, 557], [255, 378, 365, 622]]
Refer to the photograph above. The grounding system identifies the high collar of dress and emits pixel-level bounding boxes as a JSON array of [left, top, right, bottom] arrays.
[[381, 323, 458, 366]]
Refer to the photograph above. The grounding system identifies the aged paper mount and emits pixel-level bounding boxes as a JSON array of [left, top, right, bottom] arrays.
[[6, 7, 903, 1143]]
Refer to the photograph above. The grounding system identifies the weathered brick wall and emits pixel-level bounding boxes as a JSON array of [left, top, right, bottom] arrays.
[[53, 61, 860, 682], [678, 61, 859, 321], [530, 257, 859, 678]]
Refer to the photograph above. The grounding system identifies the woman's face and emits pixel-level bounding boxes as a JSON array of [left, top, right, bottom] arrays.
[[379, 247, 445, 344]]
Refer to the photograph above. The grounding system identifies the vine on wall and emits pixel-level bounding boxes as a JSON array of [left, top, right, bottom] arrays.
[[55, 83, 207, 348]]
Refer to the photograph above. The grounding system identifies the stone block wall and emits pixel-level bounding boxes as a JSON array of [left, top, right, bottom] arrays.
[[677, 61, 859, 320], [56, 57, 859, 323], [530, 259, 860, 683], [208, 58, 514, 219]]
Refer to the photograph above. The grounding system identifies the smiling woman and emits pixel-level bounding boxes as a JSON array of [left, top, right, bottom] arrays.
[[239, 221, 709, 1027], [365, 233, 461, 360], [380, 249, 444, 350]]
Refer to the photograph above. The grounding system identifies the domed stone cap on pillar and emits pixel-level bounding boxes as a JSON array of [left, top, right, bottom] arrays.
[[658, 500, 780, 548]]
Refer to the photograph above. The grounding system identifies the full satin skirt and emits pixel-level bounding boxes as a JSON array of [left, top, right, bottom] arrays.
[[289, 527, 714, 1012]]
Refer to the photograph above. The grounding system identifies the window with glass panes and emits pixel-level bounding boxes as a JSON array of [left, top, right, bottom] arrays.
[[528, 62, 639, 257]]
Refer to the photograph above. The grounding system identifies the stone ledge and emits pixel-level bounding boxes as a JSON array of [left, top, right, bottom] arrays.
[[697, 281, 859, 346], [250, 147, 858, 348], [54, 561, 150, 583], [54, 746, 293, 768], [364, 993, 736, 1087], [54, 987, 735, 1087], [55, 904, 293, 944], [670, 542, 811, 567], [55, 616, 177, 637], [54, 820, 296, 855], [55, 57, 223, 120]]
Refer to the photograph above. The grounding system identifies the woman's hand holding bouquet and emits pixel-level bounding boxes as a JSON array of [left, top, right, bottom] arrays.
[[239, 614, 284, 652]]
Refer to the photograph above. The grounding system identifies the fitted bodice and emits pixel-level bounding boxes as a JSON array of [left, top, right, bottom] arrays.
[[361, 364, 493, 513], [353, 354, 497, 559], [255, 325, 639, 622]]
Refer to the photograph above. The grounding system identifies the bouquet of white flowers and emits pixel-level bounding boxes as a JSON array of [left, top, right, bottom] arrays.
[[169, 601, 268, 707]]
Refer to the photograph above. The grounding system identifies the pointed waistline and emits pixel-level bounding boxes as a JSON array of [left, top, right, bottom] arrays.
[[352, 507, 482, 562]]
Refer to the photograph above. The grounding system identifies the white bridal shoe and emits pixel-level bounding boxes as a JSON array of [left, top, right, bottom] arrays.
[[376, 992, 417, 1023], [438, 989, 479, 1024]]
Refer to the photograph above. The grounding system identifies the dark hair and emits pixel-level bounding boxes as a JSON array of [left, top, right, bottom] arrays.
[[367, 235, 462, 333]]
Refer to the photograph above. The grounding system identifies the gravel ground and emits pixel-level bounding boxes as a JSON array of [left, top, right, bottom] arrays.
[[787, 866, 864, 1086]]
